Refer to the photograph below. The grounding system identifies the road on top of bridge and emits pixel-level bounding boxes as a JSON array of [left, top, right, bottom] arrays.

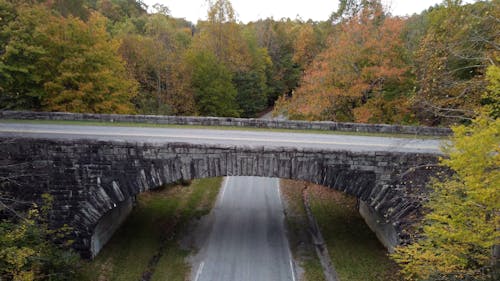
[[0, 122, 443, 154]]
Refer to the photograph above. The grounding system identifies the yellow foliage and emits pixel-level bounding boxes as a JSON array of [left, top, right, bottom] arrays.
[[278, 7, 412, 122], [392, 116, 499, 280], [483, 63, 500, 119], [39, 11, 137, 114], [0, 194, 80, 280]]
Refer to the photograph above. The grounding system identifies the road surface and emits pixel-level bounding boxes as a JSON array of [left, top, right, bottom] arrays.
[[0, 122, 443, 154], [192, 177, 295, 281]]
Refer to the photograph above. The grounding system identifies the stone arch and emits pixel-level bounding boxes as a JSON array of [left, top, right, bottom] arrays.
[[0, 138, 440, 258], [74, 142, 427, 258]]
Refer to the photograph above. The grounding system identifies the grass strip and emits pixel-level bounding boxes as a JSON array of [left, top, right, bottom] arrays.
[[307, 184, 401, 281], [280, 179, 327, 281], [79, 178, 222, 281]]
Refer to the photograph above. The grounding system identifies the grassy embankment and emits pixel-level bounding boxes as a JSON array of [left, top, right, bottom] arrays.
[[79, 178, 222, 281], [281, 179, 401, 281], [281, 180, 327, 281]]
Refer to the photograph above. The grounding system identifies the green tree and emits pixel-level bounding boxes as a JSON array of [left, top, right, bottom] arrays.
[[47, 0, 92, 19], [185, 50, 239, 117], [232, 27, 272, 117], [206, 0, 243, 65], [233, 69, 267, 117], [193, 0, 251, 72], [247, 19, 302, 105], [189, 0, 274, 117], [392, 115, 499, 280], [96, 0, 147, 23]]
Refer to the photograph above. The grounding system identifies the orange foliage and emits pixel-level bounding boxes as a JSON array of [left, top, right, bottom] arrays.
[[279, 7, 413, 123]]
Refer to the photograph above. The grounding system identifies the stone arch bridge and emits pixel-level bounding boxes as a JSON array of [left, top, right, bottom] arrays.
[[0, 111, 449, 258], [0, 136, 441, 258]]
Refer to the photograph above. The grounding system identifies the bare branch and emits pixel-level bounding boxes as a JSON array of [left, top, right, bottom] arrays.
[[445, 65, 485, 75], [399, 164, 442, 179], [422, 100, 477, 114], [0, 200, 29, 222], [0, 196, 33, 205]]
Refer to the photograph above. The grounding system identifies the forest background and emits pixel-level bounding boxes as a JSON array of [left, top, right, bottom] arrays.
[[1, 0, 498, 126]]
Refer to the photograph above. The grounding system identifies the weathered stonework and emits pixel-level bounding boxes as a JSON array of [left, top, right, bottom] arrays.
[[0, 110, 452, 136], [0, 137, 441, 258]]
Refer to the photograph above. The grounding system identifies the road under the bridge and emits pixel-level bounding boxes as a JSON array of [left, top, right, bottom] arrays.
[[191, 177, 295, 281]]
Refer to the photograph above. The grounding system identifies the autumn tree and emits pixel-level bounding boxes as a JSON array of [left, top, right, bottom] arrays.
[[393, 50, 500, 279], [483, 64, 500, 119], [0, 3, 137, 113], [392, 115, 499, 281], [412, 0, 499, 125], [233, 28, 272, 117], [194, 0, 251, 72], [249, 19, 302, 104], [292, 23, 325, 68], [42, 12, 137, 113], [0, 194, 81, 281], [276, 2, 414, 123], [330, 0, 384, 22], [119, 13, 195, 115], [1, 155, 80, 281], [0, 1, 48, 110]]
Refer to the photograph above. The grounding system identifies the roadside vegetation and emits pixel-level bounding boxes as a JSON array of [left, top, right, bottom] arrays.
[[306, 183, 401, 281], [281, 179, 400, 281], [281, 180, 326, 281], [392, 116, 499, 281], [79, 178, 222, 281], [0, 194, 81, 281], [390, 59, 499, 281]]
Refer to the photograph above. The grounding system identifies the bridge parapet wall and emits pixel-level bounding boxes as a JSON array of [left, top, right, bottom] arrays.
[[0, 138, 440, 258], [0, 110, 452, 136]]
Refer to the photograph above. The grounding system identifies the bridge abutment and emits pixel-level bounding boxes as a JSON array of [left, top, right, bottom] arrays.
[[359, 200, 399, 251], [90, 197, 134, 258]]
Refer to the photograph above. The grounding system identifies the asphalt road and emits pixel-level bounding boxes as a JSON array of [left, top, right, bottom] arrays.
[[192, 177, 295, 281], [0, 122, 443, 154]]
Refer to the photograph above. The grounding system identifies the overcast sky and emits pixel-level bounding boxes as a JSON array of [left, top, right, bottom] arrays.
[[141, 0, 474, 23]]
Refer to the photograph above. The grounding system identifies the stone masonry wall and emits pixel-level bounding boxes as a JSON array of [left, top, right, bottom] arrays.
[[0, 137, 440, 258], [0, 110, 452, 136]]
